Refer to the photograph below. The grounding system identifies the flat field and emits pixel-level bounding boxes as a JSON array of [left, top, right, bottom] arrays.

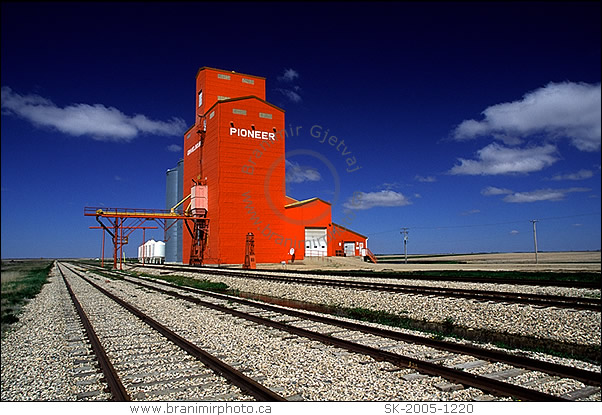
[[264, 251, 601, 272]]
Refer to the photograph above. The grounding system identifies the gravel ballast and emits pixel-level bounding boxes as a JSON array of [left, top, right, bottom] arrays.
[[136, 268, 600, 348], [1, 263, 97, 401], [2, 262, 600, 402]]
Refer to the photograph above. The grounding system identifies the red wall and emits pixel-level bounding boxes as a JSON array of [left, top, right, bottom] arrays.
[[213, 99, 287, 264]]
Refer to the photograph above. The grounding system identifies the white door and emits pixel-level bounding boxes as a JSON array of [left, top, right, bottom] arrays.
[[305, 228, 327, 257], [344, 242, 355, 256]]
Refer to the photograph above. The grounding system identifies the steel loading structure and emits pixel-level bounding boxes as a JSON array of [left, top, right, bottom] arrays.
[[165, 67, 372, 265]]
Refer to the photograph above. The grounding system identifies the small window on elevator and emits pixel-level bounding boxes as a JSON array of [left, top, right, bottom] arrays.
[[198, 90, 203, 107]]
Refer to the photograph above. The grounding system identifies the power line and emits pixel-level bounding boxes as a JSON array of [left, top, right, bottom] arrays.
[[366, 212, 600, 236]]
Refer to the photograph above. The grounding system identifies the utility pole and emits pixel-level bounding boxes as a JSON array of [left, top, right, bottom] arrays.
[[530, 220, 539, 264], [400, 228, 409, 264]]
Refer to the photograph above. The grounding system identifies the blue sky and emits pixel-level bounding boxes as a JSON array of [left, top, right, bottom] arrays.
[[1, 1, 600, 258]]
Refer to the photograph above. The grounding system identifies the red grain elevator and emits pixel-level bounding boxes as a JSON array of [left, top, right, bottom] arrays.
[[180, 67, 368, 265], [182, 67, 287, 264]]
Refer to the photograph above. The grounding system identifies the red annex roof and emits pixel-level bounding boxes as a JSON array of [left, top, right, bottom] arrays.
[[333, 222, 367, 239]]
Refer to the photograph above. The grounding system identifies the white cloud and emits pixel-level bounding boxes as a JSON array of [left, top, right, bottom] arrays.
[[277, 88, 302, 103], [491, 133, 523, 146], [167, 144, 182, 152], [504, 189, 568, 203], [343, 190, 411, 210], [503, 187, 589, 203], [453, 81, 601, 151], [510, 230, 519, 235], [276, 69, 301, 102], [449, 143, 559, 175], [278, 68, 299, 82], [415, 175, 436, 182], [1, 86, 186, 141], [481, 186, 513, 196], [551, 169, 593, 181], [378, 182, 402, 190], [482, 186, 590, 203], [285, 160, 321, 183], [461, 209, 481, 216]]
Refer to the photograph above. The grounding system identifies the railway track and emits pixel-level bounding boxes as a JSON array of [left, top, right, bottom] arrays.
[[57, 263, 286, 401], [73, 262, 601, 401], [151, 264, 601, 289], [60, 265, 130, 400], [134, 264, 601, 311]]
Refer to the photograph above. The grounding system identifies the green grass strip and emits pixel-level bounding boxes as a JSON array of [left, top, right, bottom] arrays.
[[130, 271, 229, 293], [1, 262, 53, 328]]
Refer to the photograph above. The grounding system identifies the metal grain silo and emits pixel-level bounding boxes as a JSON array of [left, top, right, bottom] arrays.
[[175, 159, 183, 263], [165, 159, 183, 263]]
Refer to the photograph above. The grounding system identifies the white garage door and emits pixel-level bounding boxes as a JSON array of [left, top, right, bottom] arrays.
[[305, 228, 327, 257]]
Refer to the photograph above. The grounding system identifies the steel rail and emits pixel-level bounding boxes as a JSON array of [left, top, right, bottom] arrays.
[[77, 267, 570, 401], [137, 264, 601, 311], [120, 272, 601, 388], [151, 263, 602, 289], [63, 264, 286, 402], [56, 263, 131, 401]]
